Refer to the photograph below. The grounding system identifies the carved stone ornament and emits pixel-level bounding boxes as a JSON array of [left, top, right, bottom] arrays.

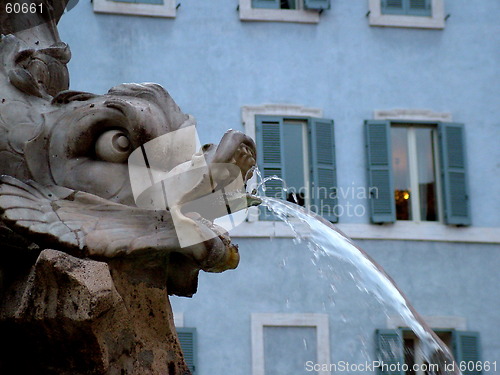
[[0, 1, 259, 373]]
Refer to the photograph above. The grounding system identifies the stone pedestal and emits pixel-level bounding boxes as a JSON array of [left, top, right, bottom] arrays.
[[0, 249, 190, 375]]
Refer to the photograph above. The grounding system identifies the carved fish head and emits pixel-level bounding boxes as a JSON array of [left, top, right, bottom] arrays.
[[0, 24, 258, 296]]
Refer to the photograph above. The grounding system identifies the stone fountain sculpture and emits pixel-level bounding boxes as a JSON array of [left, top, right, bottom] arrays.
[[0, 1, 258, 373]]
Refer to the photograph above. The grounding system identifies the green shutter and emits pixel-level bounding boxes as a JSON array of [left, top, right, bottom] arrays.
[[452, 331, 482, 375], [177, 327, 197, 374], [303, 0, 330, 10], [375, 329, 404, 375], [407, 0, 431, 16], [309, 118, 337, 222], [365, 120, 396, 223], [438, 123, 471, 226], [381, 0, 405, 15], [382, 0, 431, 16], [256, 116, 285, 220], [252, 0, 280, 9]]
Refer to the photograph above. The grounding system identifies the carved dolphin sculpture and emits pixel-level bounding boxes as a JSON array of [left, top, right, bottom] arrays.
[[0, 27, 259, 296]]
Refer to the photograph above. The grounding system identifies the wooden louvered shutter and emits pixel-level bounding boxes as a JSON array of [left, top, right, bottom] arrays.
[[381, 0, 404, 15], [408, 0, 431, 16], [452, 331, 482, 375], [304, 0, 330, 10], [365, 120, 396, 223], [177, 327, 197, 373], [309, 118, 337, 222], [256, 115, 285, 220], [438, 123, 471, 226], [252, 0, 280, 9], [375, 329, 404, 375]]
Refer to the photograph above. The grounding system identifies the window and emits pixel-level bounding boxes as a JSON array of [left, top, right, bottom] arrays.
[[251, 313, 330, 375], [381, 0, 431, 16], [365, 121, 470, 226], [368, 0, 445, 29], [391, 124, 440, 222], [177, 327, 197, 374], [376, 329, 482, 375], [252, 0, 329, 10], [238, 0, 329, 24], [93, 0, 176, 18], [256, 115, 338, 222]]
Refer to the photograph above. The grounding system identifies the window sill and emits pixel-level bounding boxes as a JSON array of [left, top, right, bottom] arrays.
[[239, 0, 320, 24], [229, 220, 500, 244], [368, 0, 445, 29], [93, 0, 176, 18]]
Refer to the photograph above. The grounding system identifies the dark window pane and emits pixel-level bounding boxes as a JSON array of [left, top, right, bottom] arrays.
[[280, 0, 296, 9]]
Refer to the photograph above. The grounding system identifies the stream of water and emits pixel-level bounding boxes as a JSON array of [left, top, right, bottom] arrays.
[[252, 170, 460, 375]]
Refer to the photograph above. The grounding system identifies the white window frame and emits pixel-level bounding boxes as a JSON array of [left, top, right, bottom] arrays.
[[392, 124, 443, 223], [239, 0, 321, 24], [368, 0, 445, 29], [93, 0, 176, 18], [378, 109, 450, 224], [251, 313, 331, 375]]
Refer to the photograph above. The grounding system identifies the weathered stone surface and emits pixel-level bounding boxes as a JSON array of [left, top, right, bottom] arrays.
[[0, 249, 190, 374]]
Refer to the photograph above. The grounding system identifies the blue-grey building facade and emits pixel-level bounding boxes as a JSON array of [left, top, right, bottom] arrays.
[[58, 0, 500, 373]]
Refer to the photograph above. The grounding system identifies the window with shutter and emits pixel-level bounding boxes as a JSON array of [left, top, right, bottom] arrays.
[[370, 0, 444, 29], [256, 115, 338, 222], [251, 0, 330, 10], [376, 328, 482, 375], [365, 120, 470, 226], [239, 0, 327, 23], [94, 0, 175, 17], [177, 327, 197, 374], [381, 0, 431, 16]]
